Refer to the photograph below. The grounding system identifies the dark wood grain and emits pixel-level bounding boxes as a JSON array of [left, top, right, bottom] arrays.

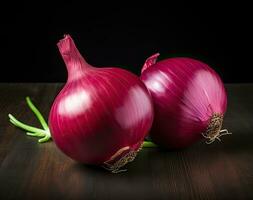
[[0, 83, 253, 200]]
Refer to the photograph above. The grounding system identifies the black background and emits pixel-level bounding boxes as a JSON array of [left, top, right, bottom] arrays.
[[0, 1, 251, 83]]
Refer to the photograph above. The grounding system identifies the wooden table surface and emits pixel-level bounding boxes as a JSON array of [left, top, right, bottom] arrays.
[[0, 83, 253, 200]]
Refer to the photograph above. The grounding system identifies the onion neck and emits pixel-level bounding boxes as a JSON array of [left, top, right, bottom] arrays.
[[142, 53, 160, 73], [57, 34, 91, 82]]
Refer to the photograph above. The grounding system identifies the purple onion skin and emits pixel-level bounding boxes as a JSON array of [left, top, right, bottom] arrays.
[[140, 54, 227, 149], [49, 35, 154, 165]]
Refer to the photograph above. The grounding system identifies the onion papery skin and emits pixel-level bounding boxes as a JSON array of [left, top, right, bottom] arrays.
[[49, 35, 153, 170], [140, 54, 227, 149]]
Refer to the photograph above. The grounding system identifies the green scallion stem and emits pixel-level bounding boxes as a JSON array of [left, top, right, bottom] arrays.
[[142, 141, 157, 148], [8, 97, 51, 143], [26, 97, 49, 132], [9, 114, 48, 135]]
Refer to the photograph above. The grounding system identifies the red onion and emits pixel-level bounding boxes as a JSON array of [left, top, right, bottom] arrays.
[[48, 35, 154, 172], [140, 53, 231, 149]]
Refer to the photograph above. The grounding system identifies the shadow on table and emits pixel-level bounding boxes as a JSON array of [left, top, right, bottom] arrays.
[[71, 147, 183, 177]]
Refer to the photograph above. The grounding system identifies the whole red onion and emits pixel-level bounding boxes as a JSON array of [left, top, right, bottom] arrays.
[[140, 53, 230, 149], [49, 35, 154, 172]]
